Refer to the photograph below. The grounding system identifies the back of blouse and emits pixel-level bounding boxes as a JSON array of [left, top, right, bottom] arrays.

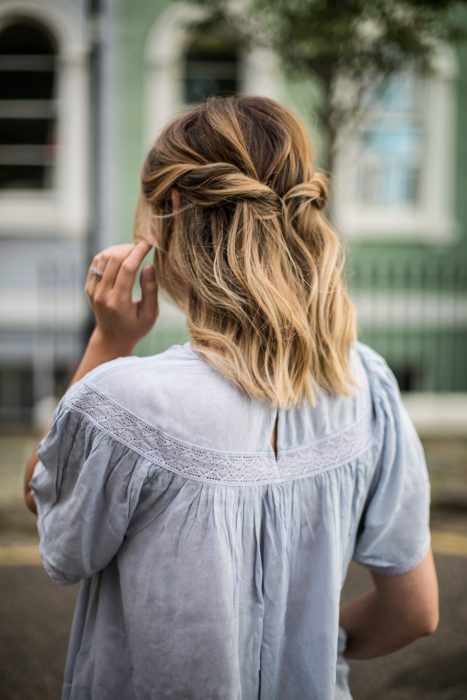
[[29, 340, 431, 700]]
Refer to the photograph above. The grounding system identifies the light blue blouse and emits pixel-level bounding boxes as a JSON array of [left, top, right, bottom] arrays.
[[29, 340, 431, 700]]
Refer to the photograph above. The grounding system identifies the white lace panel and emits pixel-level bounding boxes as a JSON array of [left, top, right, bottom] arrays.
[[64, 382, 375, 486]]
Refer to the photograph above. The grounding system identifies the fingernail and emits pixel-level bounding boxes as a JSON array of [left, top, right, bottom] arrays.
[[145, 266, 156, 281]]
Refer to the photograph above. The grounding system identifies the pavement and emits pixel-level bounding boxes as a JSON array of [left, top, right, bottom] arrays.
[[1, 432, 467, 699]]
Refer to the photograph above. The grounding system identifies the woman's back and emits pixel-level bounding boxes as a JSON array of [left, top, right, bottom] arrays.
[[30, 339, 431, 700]]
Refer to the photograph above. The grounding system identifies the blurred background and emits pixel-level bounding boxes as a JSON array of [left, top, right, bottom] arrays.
[[0, 1, 466, 698]]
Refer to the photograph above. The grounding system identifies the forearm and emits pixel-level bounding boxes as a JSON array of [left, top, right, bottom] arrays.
[[339, 587, 428, 660], [24, 327, 136, 513], [69, 327, 137, 386]]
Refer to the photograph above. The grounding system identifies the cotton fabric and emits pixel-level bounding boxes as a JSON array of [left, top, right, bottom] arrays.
[[29, 340, 431, 700]]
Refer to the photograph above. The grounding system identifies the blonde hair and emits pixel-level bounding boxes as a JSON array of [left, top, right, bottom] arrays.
[[133, 95, 359, 408]]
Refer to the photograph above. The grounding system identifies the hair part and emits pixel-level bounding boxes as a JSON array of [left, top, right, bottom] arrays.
[[133, 95, 360, 408]]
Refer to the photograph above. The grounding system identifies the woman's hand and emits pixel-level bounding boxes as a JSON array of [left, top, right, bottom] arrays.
[[85, 241, 158, 350], [24, 241, 159, 515]]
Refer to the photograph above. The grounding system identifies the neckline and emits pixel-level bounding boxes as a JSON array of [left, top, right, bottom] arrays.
[[181, 340, 200, 357], [180, 340, 221, 360]]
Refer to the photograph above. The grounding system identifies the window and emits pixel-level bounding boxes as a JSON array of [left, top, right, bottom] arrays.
[[333, 51, 458, 244], [356, 71, 425, 208], [183, 35, 240, 105], [0, 3, 88, 237], [143, 4, 281, 151], [0, 18, 58, 191]]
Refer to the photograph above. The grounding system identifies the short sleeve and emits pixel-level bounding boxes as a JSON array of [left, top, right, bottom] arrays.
[[28, 381, 150, 586], [352, 345, 431, 575]]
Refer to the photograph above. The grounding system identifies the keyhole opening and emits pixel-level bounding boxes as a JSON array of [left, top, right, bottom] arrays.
[[270, 410, 278, 458]]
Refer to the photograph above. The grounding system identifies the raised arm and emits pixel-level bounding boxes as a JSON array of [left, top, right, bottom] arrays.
[[24, 242, 157, 514]]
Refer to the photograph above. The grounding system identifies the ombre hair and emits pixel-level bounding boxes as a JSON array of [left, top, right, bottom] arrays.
[[133, 95, 359, 408]]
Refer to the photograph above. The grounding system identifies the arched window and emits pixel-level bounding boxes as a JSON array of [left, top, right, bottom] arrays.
[[0, 2, 88, 237], [0, 17, 58, 190], [183, 35, 240, 105], [144, 4, 280, 151], [0, 3, 88, 426]]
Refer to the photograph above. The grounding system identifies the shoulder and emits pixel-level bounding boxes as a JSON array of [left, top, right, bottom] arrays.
[[79, 343, 189, 388], [60, 342, 241, 448], [57, 344, 185, 415], [73, 342, 208, 404], [354, 342, 417, 453], [355, 341, 401, 401], [355, 340, 389, 372]]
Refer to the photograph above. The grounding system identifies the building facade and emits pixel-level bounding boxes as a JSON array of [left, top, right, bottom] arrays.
[[1, 0, 466, 427]]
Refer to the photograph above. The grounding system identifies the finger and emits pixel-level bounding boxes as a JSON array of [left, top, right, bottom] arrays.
[[85, 254, 109, 299], [113, 241, 152, 300], [97, 244, 136, 293], [138, 264, 159, 319], [86, 244, 140, 300]]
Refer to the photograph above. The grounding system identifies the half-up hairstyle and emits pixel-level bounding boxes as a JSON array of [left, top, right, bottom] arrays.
[[133, 95, 359, 408]]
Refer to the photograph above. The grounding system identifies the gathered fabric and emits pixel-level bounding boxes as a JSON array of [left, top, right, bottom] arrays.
[[29, 340, 431, 700]]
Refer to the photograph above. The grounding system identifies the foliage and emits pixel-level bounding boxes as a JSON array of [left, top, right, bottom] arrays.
[[188, 0, 467, 168]]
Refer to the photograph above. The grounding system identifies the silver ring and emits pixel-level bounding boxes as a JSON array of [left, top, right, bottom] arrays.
[[90, 266, 104, 278]]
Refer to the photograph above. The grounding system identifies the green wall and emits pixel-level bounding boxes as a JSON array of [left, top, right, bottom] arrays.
[[115, 1, 467, 389]]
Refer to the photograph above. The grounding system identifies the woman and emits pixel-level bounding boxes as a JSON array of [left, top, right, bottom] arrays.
[[24, 95, 439, 700]]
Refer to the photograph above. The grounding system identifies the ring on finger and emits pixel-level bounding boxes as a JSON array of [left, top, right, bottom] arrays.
[[90, 265, 104, 279]]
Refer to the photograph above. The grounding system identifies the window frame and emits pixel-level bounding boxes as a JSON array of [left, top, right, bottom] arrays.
[[0, 1, 89, 238], [143, 3, 281, 153], [0, 22, 58, 192], [333, 48, 459, 244]]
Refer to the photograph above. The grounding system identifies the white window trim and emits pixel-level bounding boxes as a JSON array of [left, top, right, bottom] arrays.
[[0, 0, 89, 238], [350, 290, 467, 328], [333, 48, 459, 244], [143, 2, 281, 153]]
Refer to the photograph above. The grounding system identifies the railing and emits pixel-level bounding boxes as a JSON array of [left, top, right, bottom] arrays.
[[1, 252, 467, 428], [347, 255, 467, 391]]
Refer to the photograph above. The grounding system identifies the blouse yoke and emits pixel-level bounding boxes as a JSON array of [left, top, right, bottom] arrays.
[[29, 340, 431, 700]]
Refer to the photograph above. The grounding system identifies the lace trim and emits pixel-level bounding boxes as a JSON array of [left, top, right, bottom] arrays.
[[64, 382, 375, 485]]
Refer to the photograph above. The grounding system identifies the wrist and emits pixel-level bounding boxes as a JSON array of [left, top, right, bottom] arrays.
[[89, 327, 137, 358]]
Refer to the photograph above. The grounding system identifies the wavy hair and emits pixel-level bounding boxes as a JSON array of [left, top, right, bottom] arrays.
[[133, 95, 359, 408]]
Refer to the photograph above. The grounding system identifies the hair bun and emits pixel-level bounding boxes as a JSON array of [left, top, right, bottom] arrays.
[[283, 172, 328, 211]]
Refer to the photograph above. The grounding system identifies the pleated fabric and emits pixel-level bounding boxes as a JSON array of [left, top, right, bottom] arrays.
[[29, 340, 431, 700]]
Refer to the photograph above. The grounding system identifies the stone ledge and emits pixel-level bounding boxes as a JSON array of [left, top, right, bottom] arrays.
[[402, 393, 467, 438]]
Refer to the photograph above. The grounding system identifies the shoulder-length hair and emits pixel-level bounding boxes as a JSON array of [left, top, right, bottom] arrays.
[[133, 95, 359, 408]]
